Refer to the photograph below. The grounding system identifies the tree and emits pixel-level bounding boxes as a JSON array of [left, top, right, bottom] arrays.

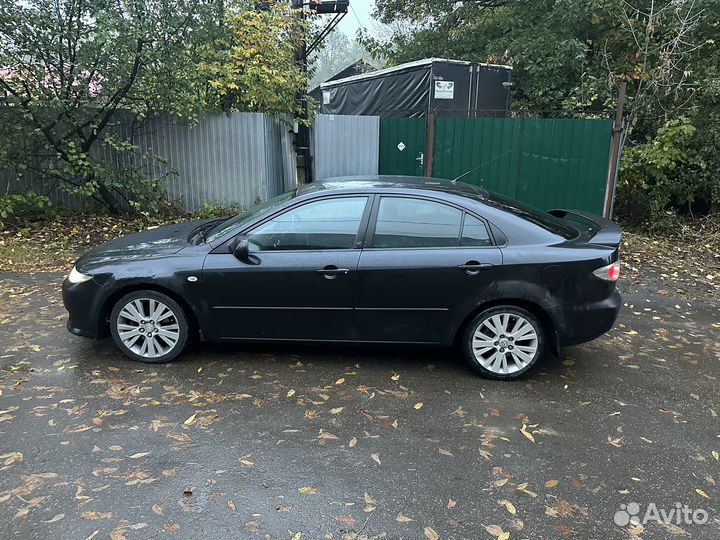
[[309, 31, 374, 88], [367, 0, 720, 221], [199, 0, 312, 117], [0, 0, 222, 213]]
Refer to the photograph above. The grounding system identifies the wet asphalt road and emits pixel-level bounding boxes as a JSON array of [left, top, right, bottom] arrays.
[[0, 271, 718, 540]]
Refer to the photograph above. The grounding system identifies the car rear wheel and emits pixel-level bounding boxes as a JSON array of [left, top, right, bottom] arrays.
[[462, 306, 544, 380], [110, 291, 189, 364]]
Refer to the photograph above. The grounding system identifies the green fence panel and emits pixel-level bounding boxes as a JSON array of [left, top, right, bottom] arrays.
[[432, 117, 613, 214], [378, 117, 427, 176]]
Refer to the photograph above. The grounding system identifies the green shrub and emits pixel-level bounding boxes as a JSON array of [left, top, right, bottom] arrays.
[[0, 192, 56, 229], [617, 117, 715, 228]]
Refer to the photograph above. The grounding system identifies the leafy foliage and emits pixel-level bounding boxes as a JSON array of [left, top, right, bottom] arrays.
[[199, 0, 312, 117], [0, 192, 55, 230], [368, 0, 720, 222], [0, 0, 221, 214]]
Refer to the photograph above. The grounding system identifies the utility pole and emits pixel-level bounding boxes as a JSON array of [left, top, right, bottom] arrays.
[[292, 0, 348, 184], [603, 82, 626, 219]]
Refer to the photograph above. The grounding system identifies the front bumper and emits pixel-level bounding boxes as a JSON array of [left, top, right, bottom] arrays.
[[62, 277, 106, 338], [548, 289, 622, 347]]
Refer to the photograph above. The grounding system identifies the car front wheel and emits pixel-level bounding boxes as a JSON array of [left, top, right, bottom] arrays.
[[462, 306, 544, 380], [109, 291, 189, 363]]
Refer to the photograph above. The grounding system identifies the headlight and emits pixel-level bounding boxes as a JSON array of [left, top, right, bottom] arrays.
[[68, 266, 93, 284]]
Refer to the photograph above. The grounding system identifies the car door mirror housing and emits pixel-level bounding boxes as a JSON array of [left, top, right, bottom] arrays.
[[229, 235, 250, 261]]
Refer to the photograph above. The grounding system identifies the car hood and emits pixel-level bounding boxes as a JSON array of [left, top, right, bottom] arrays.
[[75, 219, 211, 270]]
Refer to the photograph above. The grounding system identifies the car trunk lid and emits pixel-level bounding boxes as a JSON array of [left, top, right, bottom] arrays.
[[547, 209, 622, 248]]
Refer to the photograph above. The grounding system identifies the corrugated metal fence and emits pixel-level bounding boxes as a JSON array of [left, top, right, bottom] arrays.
[[312, 114, 380, 180], [0, 112, 297, 213]]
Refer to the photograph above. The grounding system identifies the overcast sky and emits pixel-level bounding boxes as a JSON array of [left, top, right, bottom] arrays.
[[336, 0, 376, 38]]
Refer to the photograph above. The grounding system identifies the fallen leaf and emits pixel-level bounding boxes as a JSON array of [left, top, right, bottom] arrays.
[[330, 407, 344, 414], [520, 424, 535, 443], [424, 526, 439, 540], [152, 504, 163, 515], [414, 402, 424, 410], [44, 513, 65, 523], [227, 500, 237, 511], [128, 452, 150, 459], [396, 512, 413, 522], [298, 486, 317, 494], [336, 514, 357, 526], [545, 479, 559, 488], [696, 488, 710, 499], [500, 499, 517, 515], [184, 413, 197, 425], [335, 378, 345, 385], [348, 437, 357, 447], [287, 389, 295, 398], [371, 453, 381, 465], [447, 499, 456, 509]]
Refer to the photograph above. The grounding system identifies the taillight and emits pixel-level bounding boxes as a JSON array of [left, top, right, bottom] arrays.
[[593, 261, 620, 281]]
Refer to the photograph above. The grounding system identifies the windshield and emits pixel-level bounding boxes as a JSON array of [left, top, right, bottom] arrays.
[[204, 191, 296, 243], [482, 191, 579, 240]]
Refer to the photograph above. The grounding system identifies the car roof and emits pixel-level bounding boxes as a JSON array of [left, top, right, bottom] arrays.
[[297, 175, 489, 198]]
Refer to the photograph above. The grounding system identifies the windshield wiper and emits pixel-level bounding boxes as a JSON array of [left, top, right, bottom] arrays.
[[190, 218, 229, 244]]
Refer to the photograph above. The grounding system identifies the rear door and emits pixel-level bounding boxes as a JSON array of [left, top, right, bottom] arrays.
[[201, 195, 371, 341], [355, 195, 502, 343]]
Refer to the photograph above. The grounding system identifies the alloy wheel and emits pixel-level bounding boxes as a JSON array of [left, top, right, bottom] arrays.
[[471, 312, 539, 375], [116, 298, 180, 359]]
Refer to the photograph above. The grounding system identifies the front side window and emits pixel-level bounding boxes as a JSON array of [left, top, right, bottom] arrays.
[[247, 197, 368, 251], [372, 197, 462, 248]]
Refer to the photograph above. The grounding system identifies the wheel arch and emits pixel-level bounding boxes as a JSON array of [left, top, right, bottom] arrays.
[[454, 299, 559, 354], [99, 283, 200, 337]]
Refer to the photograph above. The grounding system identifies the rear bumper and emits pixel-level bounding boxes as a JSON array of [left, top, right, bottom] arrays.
[[548, 289, 622, 347]]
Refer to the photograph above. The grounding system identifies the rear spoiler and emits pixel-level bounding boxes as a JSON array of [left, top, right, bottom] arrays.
[[548, 209, 622, 247]]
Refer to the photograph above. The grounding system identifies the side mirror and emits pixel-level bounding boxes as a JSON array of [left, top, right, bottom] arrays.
[[229, 235, 250, 261]]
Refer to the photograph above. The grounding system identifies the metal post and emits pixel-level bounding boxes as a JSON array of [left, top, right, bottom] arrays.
[[424, 111, 436, 177], [603, 82, 626, 218]]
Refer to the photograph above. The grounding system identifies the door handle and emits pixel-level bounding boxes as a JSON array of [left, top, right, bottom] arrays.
[[317, 265, 350, 279], [458, 261, 493, 275]]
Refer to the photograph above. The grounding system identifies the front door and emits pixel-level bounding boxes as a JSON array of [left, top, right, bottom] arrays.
[[355, 196, 502, 343], [201, 196, 370, 341]]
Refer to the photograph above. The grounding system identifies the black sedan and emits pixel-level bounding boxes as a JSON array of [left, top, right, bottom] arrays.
[[62, 176, 622, 379]]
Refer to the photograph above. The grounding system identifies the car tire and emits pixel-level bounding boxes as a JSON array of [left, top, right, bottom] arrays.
[[110, 290, 190, 364], [462, 306, 545, 380]]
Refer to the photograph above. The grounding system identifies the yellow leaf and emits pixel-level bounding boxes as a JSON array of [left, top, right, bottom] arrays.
[[396, 512, 413, 522], [545, 479, 559, 488], [371, 453, 381, 465], [501, 500, 516, 515], [424, 526, 439, 540], [712, 451, 719, 461], [128, 452, 150, 459], [297, 486, 316, 494], [348, 437, 357, 447], [484, 524, 504, 536], [287, 389, 295, 397], [184, 413, 197, 425], [335, 378, 345, 385], [625, 330, 638, 335], [696, 488, 710, 499], [520, 425, 535, 443], [414, 402, 424, 410], [330, 407, 344, 414]]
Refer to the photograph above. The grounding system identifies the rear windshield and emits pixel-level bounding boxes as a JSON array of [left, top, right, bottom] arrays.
[[482, 191, 579, 240]]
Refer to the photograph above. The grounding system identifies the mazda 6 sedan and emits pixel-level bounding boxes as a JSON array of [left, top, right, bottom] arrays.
[[62, 176, 622, 379]]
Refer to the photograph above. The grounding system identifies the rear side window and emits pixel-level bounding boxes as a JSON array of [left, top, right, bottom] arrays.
[[372, 197, 462, 248], [461, 214, 492, 246]]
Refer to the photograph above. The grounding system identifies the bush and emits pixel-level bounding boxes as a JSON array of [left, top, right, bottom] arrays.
[[0, 192, 56, 230], [617, 117, 715, 228]]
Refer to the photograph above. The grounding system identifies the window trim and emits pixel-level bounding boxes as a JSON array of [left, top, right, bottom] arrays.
[[364, 194, 497, 251], [219, 193, 375, 254]]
